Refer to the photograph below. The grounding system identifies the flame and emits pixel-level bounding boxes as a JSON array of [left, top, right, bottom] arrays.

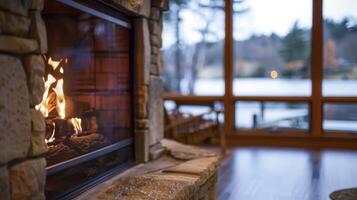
[[35, 74, 56, 117], [53, 76, 66, 119], [71, 118, 82, 134], [48, 57, 62, 70], [45, 122, 56, 144], [36, 57, 68, 144], [36, 58, 66, 119]]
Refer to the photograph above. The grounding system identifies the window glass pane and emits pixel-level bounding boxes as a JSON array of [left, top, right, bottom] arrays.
[[233, 0, 312, 96], [164, 101, 224, 122], [323, 0, 357, 96], [162, 0, 225, 95], [236, 101, 309, 130], [323, 103, 357, 132]]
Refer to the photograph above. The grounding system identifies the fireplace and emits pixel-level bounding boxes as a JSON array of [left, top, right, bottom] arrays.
[[42, 0, 134, 199], [0, 0, 166, 199]]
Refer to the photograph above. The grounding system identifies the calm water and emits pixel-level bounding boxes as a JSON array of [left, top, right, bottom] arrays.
[[192, 78, 357, 96], [168, 78, 357, 131]]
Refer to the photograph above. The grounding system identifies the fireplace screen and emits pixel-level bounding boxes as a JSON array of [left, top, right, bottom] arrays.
[[42, 0, 133, 198]]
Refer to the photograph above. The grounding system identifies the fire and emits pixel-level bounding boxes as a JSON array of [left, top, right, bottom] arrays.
[[53, 78, 66, 119], [45, 122, 56, 143], [35, 74, 56, 117], [48, 57, 62, 70], [71, 118, 82, 135], [37, 57, 83, 143]]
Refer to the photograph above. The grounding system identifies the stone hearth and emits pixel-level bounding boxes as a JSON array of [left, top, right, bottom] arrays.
[[75, 139, 219, 200]]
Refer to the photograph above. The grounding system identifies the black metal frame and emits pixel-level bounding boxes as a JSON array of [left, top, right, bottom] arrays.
[[51, 153, 134, 200], [45, 0, 136, 199], [46, 138, 133, 175], [57, 0, 131, 28]]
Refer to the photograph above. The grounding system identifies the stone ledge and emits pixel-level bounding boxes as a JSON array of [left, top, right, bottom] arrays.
[[76, 139, 219, 200], [0, 36, 38, 54]]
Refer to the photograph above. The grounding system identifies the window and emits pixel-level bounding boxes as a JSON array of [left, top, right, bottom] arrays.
[[162, 0, 225, 95], [324, 103, 357, 132], [323, 0, 357, 96], [233, 0, 312, 96], [236, 101, 309, 130], [163, 0, 357, 139]]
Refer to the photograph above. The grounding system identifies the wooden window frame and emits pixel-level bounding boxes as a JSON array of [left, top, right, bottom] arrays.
[[163, 0, 357, 148]]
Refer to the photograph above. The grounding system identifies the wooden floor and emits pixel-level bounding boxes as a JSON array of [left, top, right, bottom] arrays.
[[217, 147, 357, 200]]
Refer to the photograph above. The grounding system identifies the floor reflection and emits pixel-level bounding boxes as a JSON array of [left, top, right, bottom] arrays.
[[217, 148, 357, 200]]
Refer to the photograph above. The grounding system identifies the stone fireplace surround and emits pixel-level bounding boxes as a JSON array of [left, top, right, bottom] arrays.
[[0, 0, 166, 199]]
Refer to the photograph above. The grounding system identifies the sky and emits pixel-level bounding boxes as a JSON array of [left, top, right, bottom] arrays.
[[162, 0, 357, 49]]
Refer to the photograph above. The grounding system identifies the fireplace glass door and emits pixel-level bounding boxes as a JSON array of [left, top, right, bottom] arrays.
[[42, 0, 133, 198]]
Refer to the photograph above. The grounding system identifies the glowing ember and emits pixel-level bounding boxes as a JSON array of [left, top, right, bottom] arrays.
[[71, 118, 82, 134]]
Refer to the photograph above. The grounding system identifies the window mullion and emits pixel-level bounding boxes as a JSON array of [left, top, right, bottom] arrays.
[[311, 0, 324, 136]]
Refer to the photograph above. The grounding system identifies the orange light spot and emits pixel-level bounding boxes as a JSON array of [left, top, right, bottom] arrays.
[[271, 70, 279, 79]]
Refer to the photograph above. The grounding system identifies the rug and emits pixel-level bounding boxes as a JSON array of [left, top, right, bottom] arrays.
[[330, 188, 357, 200]]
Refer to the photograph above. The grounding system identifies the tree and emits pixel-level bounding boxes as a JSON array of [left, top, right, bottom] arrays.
[[187, 0, 249, 94], [325, 18, 350, 42], [280, 22, 308, 63], [164, 0, 249, 93], [163, 0, 188, 92]]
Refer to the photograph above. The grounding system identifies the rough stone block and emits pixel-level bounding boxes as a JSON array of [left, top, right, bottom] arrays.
[[150, 34, 162, 48], [151, 54, 158, 65], [135, 129, 149, 163], [30, 0, 44, 10], [29, 134, 48, 157], [9, 158, 46, 200], [150, 54, 163, 75], [31, 109, 45, 133], [0, 36, 38, 54], [29, 11, 47, 54], [162, 157, 219, 185], [149, 143, 165, 161], [0, 0, 30, 16], [134, 18, 151, 86], [24, 55, 45, 107], [150, 64, 158, 76], [152, 0, 169, 11], [29, 109, 47, 156], [149, 20, 162, 37], [0, 10, 31, 36], [157, 52, 163, 75], [0, 55, 31, 165], [0, 166, 10, 200], [161, 139, 217, 160], [149, 7, 161, 20], [148, 75, 164, 146], [151, 46, 159, 55]]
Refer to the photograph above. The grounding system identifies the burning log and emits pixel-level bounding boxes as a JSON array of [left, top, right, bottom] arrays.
[[67, 133, 110, 154], [36, 57, 111, 166], [46, 143, 78, 166], [43, 99, 97, 144], [46, 132, 110, 165]]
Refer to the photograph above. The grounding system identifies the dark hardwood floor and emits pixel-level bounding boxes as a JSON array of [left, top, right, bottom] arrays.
[[217, 147, 357, 200]]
